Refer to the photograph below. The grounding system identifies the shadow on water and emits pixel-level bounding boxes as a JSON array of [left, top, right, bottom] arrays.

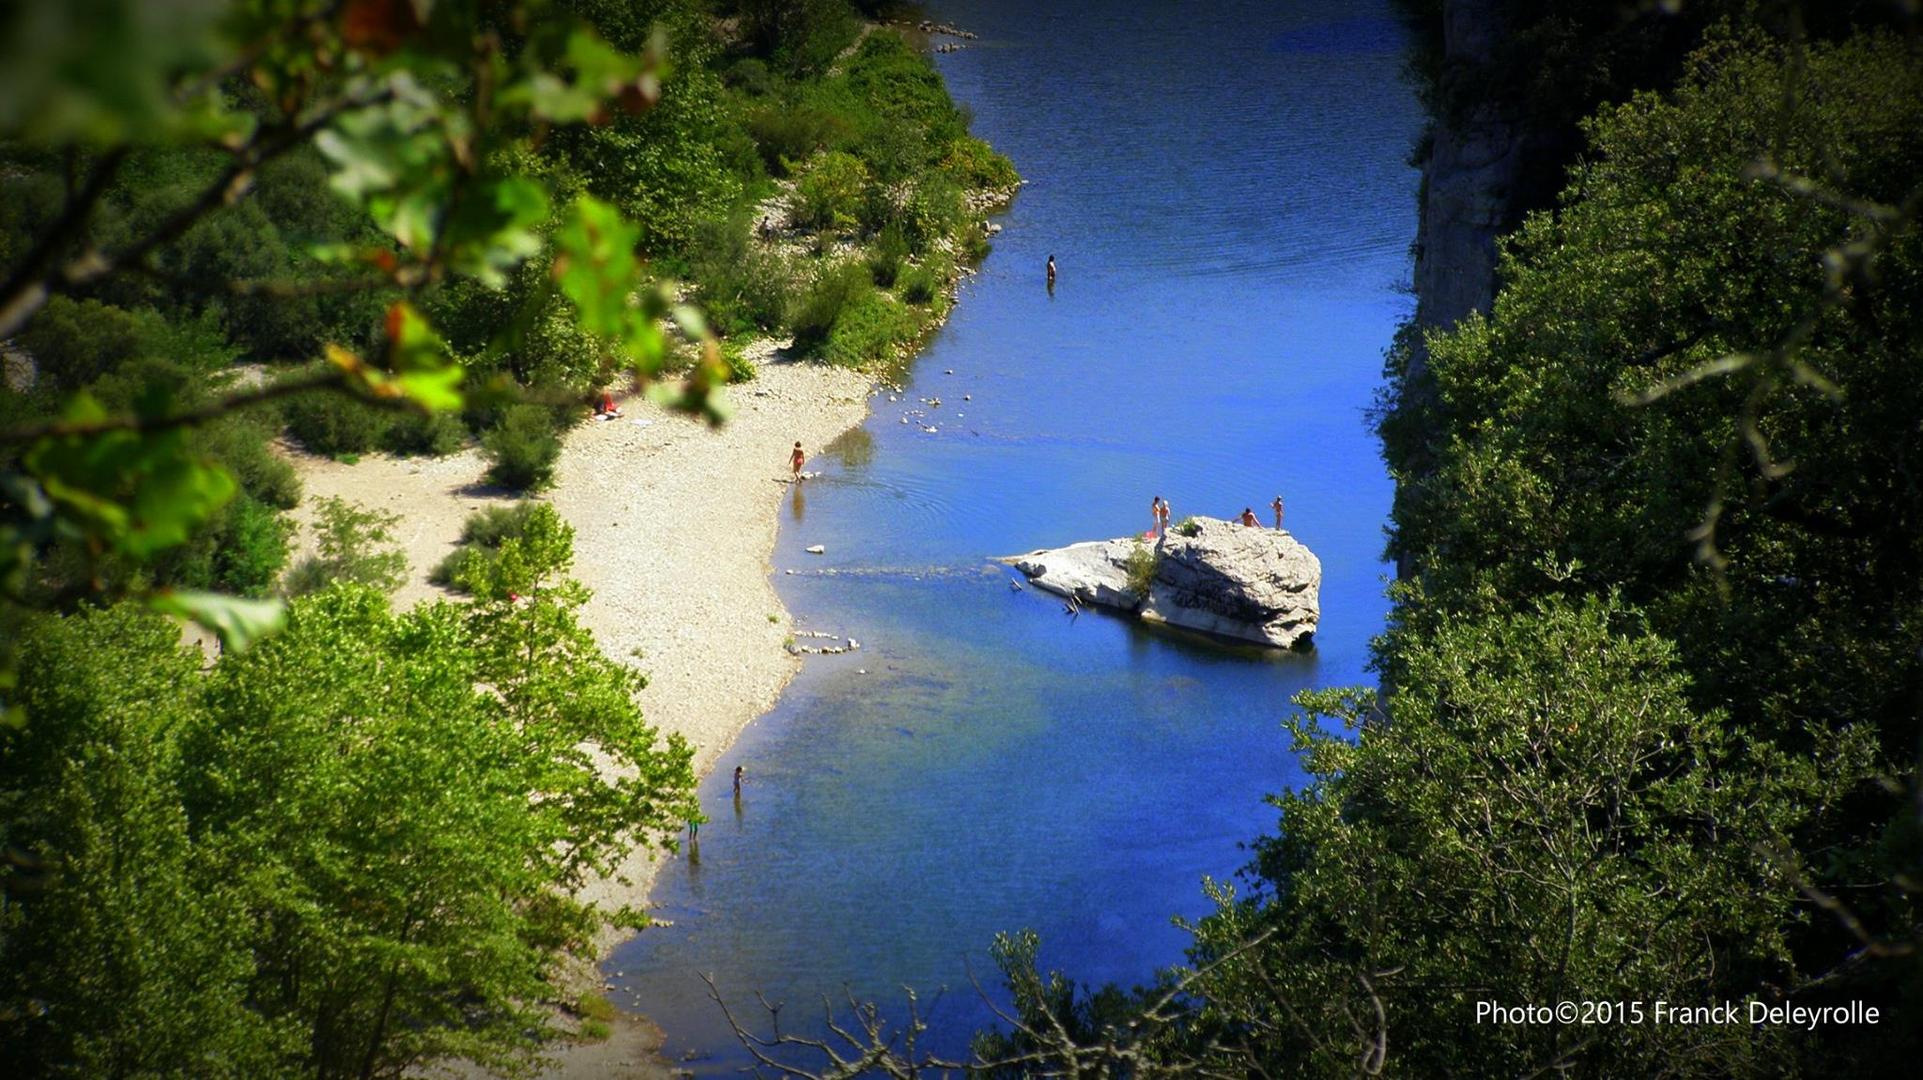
[[613, 0, 1420, 1072]]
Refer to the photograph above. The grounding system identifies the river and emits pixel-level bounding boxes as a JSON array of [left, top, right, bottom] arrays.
[[612, 1, 1422, 1069]]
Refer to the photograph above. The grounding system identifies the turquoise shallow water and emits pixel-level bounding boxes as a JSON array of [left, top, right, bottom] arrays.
[[613, 1, 1421, 1069]]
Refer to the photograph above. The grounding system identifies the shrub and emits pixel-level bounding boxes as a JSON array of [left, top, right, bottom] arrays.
[[214, 496, 294, 596], [866, 226, 909, 287], [689, 214, 794, 336], [431, 502, 544, 591], [897, 264, 938, 305], [794, 150, 870, 231], [1175, 516, 1203, 538], [196, 417, 302, 509], [940, 135, 1020, 190], [902, 173, 965, 254], [381, 409, 467, 456], [745, 104, 849, 176], [823, 291, 916, 368], [1124, 542, 1159, 599], [285, 388, 389, 455], [482, 404, 564, 491], [283, 496, 409, 596], [720, 340, 758, 382], [788, 262, 873, 354], [460, 501, 544, 548]]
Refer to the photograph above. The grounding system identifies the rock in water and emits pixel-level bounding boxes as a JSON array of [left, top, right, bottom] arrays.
[[1000, 517, 1320, 649]]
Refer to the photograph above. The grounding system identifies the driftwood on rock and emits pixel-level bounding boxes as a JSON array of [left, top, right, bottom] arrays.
[[1000, 517, 1321, 650]]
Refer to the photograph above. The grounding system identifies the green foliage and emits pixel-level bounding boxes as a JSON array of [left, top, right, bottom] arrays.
[[1177, 595, 1875, 1076], [1173, 516, 1202, 538], [789, 261, 874, 354], [0, 606, 293, 1076], [212, 497, 292, 595], [283, 496, 407, 597], [430, 501, 544, 592], [823, 290, 915, 368], [283, 383, 390, 456], [795, 150, 871, 231], [482, 404, 566, 492], [941, 135, 1020, 191], [867, 225, 908, 286], [686, 212, 794, 336], [3, 521, 695, 1075], [1122, 541, 1158, 600], [380, 408, 467, 457], [1389, 31, 1923, 756], [896, 264, 937, 305]]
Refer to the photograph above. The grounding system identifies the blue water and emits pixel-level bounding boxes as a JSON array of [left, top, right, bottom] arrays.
[[613, 1, 1421, 1069]]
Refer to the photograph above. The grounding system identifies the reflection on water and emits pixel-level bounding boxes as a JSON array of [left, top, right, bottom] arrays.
[[615, 0, 1421, 1071], [825, 426, 876, 469]]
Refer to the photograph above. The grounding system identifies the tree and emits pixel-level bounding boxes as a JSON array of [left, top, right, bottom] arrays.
[[0, 0, 732, 715], [3, 513, 695, 1075]]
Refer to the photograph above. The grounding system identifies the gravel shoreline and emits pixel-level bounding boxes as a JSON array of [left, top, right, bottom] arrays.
[[288, 357, 874, 1077]]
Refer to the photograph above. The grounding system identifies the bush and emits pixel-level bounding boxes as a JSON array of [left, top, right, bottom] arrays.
[[746, 104, 849, 175], [794, 150, 870, 232], [381, 409, 467, 456], [431, 502, 544, 591], [285, 388, 389, 456], [1124, 542, 1158, 599], [721, 340, 758, 382], [214, 496, 294, 596], [897, 264, 937, 305], [1175, 516, 1202, 538], [867, 226, 909, 287], [689, 214, 794, 336], [283, 496, 408, 596], [823, 291, 916, 368], [482, 404, 564, 491], [789, 262, 874, 354], [902, 173, 966, 254], [196, 417, 301, 509], [941, 135, 1020, 190]]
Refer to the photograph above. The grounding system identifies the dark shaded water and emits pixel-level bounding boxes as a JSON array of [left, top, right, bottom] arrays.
[[613, 1, 1420, 1069]]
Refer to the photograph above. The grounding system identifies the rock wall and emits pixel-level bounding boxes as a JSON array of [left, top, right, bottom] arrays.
[[1408, 0, 1524, 367]]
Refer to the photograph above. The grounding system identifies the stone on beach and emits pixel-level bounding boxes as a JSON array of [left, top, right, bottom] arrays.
[[1000, 517, 1320, 649]]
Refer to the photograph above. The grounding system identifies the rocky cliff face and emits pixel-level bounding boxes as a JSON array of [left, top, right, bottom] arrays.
[[1002, 518, 1321, 650], [1409, 0, 1523, 351]]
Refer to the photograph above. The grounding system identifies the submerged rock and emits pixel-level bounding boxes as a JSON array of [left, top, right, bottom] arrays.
[[1000, 517, 1320, 649]]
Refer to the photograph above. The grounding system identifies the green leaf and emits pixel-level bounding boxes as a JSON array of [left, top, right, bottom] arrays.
[[149, 590, 286, 652]]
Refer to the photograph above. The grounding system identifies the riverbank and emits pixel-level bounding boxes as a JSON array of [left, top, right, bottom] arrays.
[[288, 355, 874, 1075]]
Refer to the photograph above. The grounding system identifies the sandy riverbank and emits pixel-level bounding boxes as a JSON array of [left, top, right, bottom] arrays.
[[288, 356, 873, 1076]]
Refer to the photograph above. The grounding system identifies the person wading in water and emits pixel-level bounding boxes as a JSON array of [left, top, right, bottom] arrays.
[[789, 441, 805, 480], [1046, 254, 1057, 289]]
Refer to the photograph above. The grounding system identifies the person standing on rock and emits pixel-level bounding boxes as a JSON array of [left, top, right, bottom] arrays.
[[789, 441, 806, 480], [1271, 494, 1285, 530], [1158, 497, 1172, 538], [1150, 496, 1165, 538]]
